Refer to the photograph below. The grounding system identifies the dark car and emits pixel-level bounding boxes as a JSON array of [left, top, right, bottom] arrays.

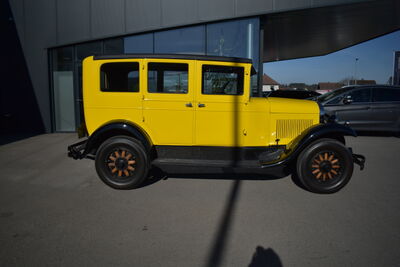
[[265, 89, 321, 99], [317, 85, 400, 133]]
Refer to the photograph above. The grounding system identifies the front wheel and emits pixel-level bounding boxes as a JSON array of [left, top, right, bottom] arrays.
[[294, 138, 354, 194], [95, 136, 149, 189]]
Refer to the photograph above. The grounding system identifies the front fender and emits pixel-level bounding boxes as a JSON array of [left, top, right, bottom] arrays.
[[261, 123, 356, 168]]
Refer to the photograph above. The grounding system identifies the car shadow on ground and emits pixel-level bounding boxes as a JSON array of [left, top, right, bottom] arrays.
[[139, 167, 288, 189]]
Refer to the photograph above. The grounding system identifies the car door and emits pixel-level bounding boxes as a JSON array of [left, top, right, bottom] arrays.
[[142, 59, 195, 145], [194, 62, 249, 147], [370, 87, 400, 131], [327, 88, 372, 131]]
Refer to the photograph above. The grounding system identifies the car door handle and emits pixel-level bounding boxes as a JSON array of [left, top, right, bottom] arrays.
[[185, 102, 193, 107], [198, 103, 206, 108]]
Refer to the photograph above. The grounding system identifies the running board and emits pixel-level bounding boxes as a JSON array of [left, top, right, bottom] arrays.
[[152, 158, 261, 169]]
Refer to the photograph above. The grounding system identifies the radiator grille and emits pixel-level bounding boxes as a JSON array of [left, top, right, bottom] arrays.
[[276, 119, 313, 139]]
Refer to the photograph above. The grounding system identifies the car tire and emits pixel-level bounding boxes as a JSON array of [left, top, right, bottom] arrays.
[[294, 138, 354, 194], [95, 136, 149, 189]]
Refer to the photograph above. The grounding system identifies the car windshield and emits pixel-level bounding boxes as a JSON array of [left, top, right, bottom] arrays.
[[317, 87, 352, 102]]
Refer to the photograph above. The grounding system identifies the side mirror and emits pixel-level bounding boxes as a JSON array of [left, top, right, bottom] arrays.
[[343, 95, 353, 104]]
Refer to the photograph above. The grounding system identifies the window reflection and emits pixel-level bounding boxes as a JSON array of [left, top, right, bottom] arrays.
[[154, 26, 205, 54], [52, 47, 75, 131], [125, 33, 153, 53]]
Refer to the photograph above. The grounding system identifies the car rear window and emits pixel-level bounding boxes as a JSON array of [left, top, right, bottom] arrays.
[[100, 62, 139, 92]]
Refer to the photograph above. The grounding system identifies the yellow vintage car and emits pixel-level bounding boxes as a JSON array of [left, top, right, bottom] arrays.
[[68, 54, 365, 193]]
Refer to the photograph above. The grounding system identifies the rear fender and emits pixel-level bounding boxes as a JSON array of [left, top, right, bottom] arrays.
[[84, 122, 152, 156]]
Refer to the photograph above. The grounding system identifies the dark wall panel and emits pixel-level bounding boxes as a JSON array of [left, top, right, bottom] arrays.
[[311, 0, 369, 7], [235, 0, 273, 16], [126, 0, 161, 33], [57, 0, 91, 44], [2, 0, 44, 139], [8, 0, 24, 46], [198, 0, 235, 21], [91, 0, 125, 38], [23, 0, 57, 132], [275, 0, 312, 11], [161, 0, 198, 27]]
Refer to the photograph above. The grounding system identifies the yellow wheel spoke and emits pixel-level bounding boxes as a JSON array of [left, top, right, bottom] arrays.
[[123, 170, 129, 176], [109, 156, 116, 161], [118, 170, 122, 177], [316, 172, 322, 179], [328, 155, 334, 161], [332, 165, 340, 169], [324, 153, 328, 160], [126, 153, 132, 160], [327, 173, 332, 179], [312, 164, 319, 168], [115, 151, 120, 158], [111, 168, 117, 174], [128, 160, 136, 165], [127, 166, 135, 171], [121, 150, 126, 158], [331, 159, 338, 164], [331, 169, 338, 175], [312, 169, 320, 174]]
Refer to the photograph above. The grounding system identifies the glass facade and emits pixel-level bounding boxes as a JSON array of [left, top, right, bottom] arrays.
[[124, 33, 153, 53], [51, 17, 261, 131], [154, 26, 206, 54], [52, 47, 75, 131]]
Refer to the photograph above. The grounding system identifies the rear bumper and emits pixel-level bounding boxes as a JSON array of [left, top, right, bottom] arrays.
[[67, 139, 88, 159]]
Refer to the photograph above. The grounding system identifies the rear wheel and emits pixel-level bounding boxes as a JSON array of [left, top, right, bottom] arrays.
[[294, 138, 353, 194], [95, 136, 149, 189]]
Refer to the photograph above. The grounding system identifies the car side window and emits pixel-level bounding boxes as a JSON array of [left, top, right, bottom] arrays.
[[100, 62, 139, 92], [202, 65, 244, 95], [372, 88, 400, 102], [148, 63, 188, 94], [346, 88, 371, 103], [326, 96, 342, 105]]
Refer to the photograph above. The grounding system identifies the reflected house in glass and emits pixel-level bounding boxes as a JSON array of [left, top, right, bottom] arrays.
[[6, 0, 400, 133]]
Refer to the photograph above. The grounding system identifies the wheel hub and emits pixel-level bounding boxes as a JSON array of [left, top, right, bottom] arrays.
[[311, 152, 340, 181], [107, 149, 136, 177], [115, 158, 128, 170]]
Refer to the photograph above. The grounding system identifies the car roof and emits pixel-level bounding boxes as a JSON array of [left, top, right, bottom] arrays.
[[93, 54, 253, 64], [341, 85, 400, 90]]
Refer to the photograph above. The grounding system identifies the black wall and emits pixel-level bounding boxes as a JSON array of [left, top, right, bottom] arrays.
[[1, 0, 44, 144]]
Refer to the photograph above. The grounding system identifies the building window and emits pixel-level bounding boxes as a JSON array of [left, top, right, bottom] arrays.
[[148, 63, 188, 94], [52, 46, 75, 132], [202, 65, 244, 95], [125, 33, 153, 53], [104, 38, 124, 55], [100, 63, 139, 92], [206, 18, 260, 95], [154, 25, 205, 54]]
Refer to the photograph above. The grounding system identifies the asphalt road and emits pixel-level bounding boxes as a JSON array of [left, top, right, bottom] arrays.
[[0, 134, 399, 267]]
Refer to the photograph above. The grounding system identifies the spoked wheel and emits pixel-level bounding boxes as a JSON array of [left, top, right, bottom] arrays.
[[95, 136, 149, 189], [294, 138, 354, 194]]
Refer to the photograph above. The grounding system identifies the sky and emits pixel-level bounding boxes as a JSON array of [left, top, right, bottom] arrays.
[[263, 30, 400, 85]]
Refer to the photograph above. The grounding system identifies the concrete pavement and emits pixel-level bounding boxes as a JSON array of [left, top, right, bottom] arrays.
[[0, 134, 399, 266]]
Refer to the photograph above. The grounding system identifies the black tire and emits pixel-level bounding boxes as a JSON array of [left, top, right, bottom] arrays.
[[95, 136, 149, 189], [294, 138, 353, 194]]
